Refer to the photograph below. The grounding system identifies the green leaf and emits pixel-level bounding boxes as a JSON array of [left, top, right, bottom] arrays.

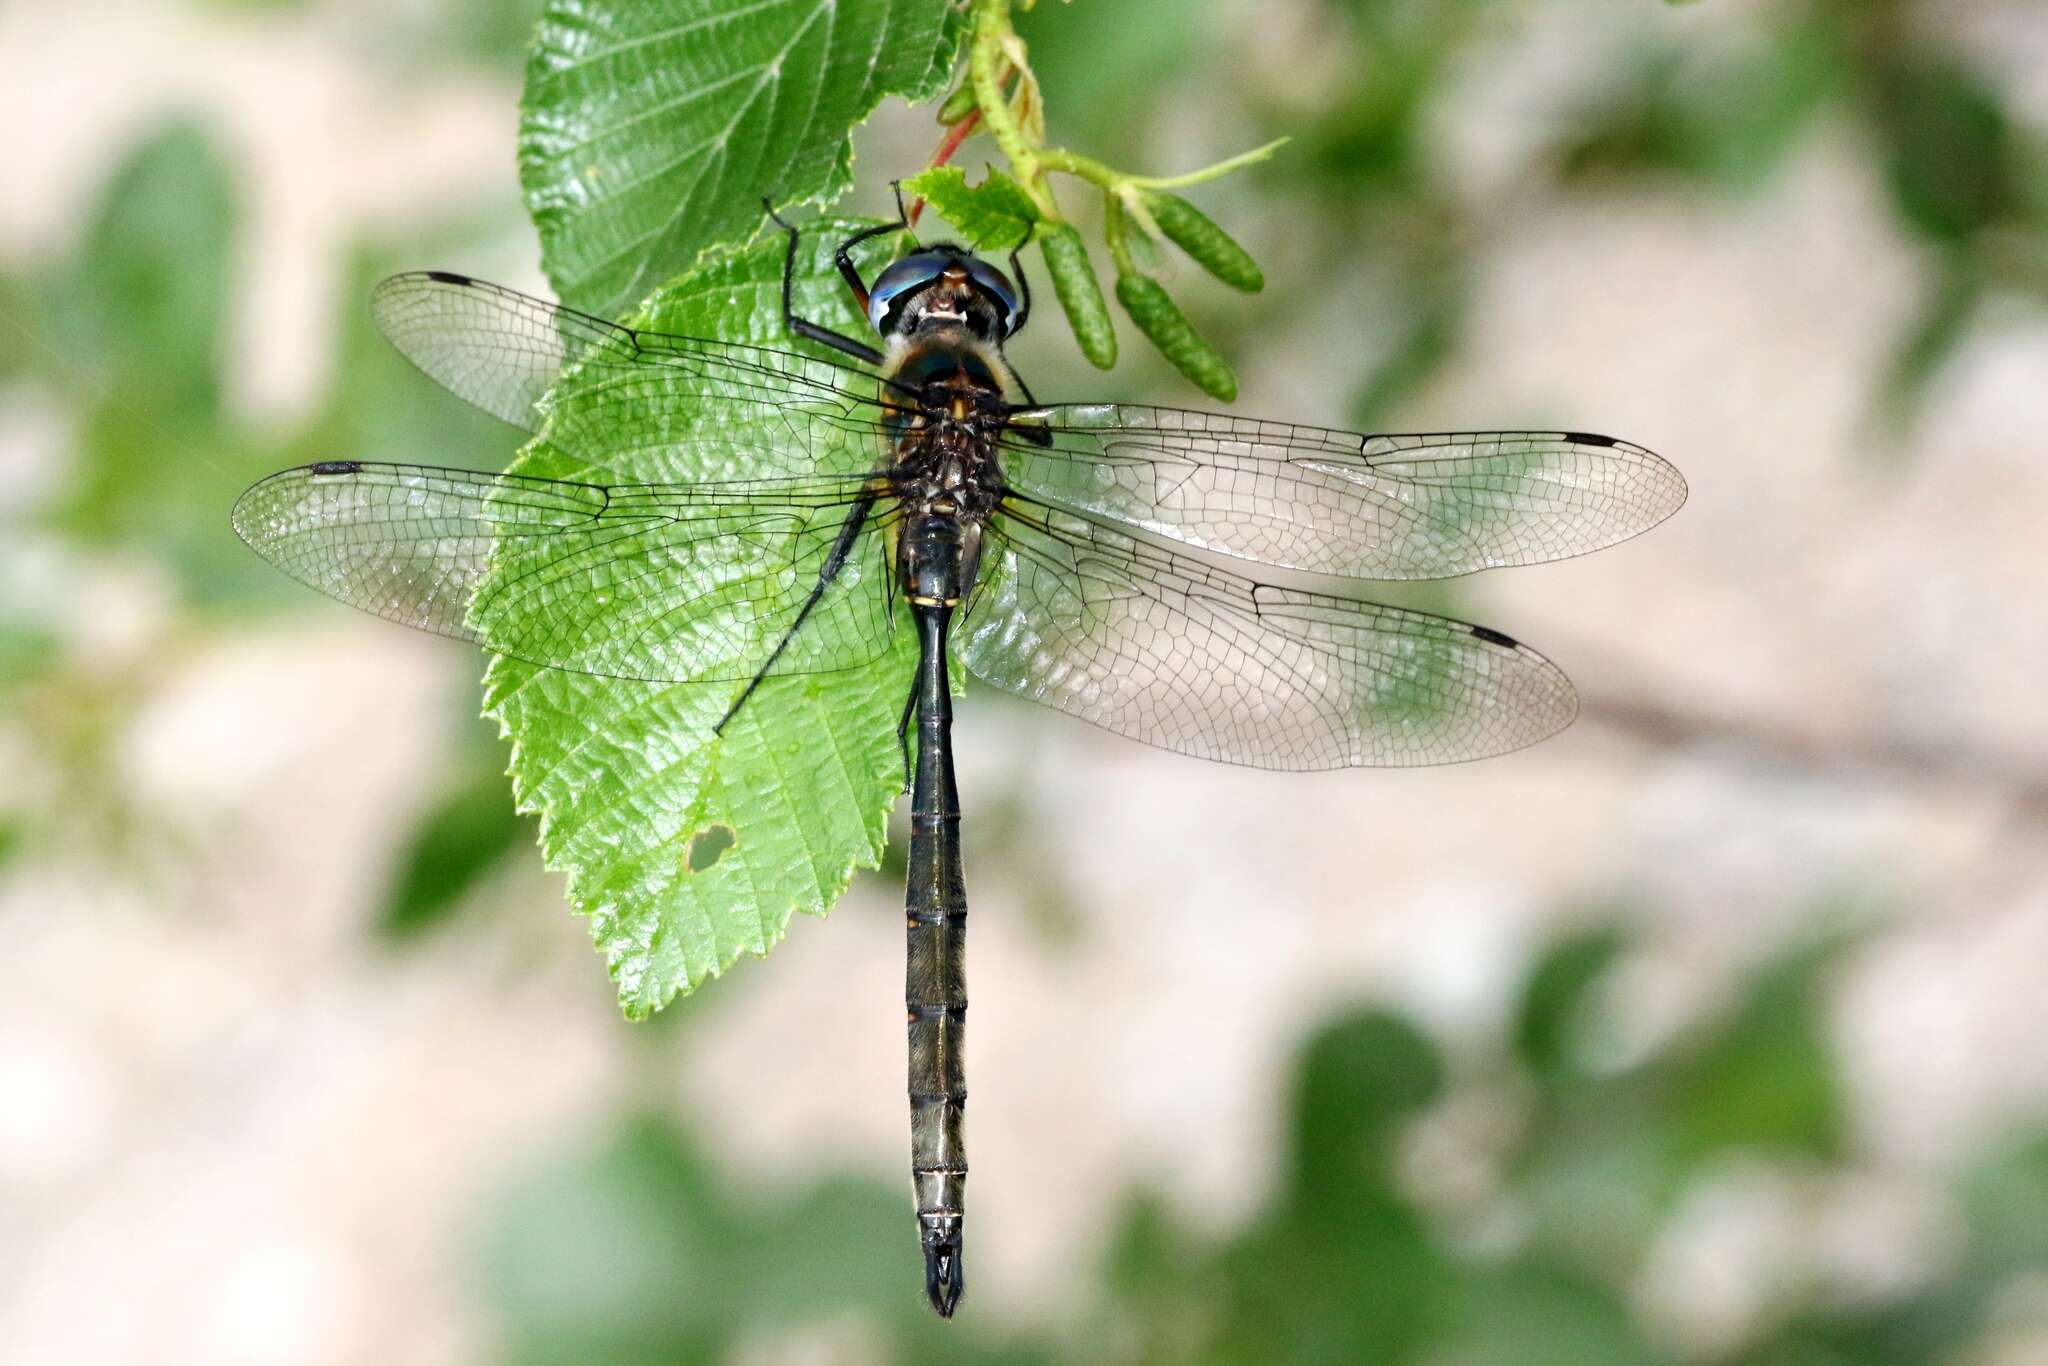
[[521, 0, 966, 314], [1515, 925, 1627, 1076], [482, 219, 914, 1017], [1556, 27, 1838, 193], [480, 1113, 1039, 1360], [377, 759, 532, 940], [35, 119, 276, 601], [1873, 255, 1980, 436], [48, 118, 235, 412], [481, 1114, 737, 1358], [1872, 56, 2014, 244], [902, 165, 1040, 252], [1661, 936, 1847, 1160], [1288, 1007, 1443, 1199]]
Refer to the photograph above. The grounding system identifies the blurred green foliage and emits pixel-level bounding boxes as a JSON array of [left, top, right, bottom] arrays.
[[3, 2, 2044, 1354], [376, 720, 533, 940], [0, 111, 526, 879], [28, 119, 266, 600], [475, 918, 2048, 1362], [1016, 0, 2046, 437]]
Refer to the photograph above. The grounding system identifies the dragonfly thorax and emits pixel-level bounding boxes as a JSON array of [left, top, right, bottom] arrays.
[[884, 349, 1005, 608], [890, 404, 1001, 603]]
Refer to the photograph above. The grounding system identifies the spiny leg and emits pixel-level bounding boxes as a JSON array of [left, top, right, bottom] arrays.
[[999, 222, 1050, 416], [763, 199, 885, 366], [713, 494, 877, 735], [1006, 220, 1035, 334], [896, 669, 918, 794], [830, 181, 912, 316]]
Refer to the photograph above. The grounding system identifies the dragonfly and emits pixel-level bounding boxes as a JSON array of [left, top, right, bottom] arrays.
[[233, 202, 1685, 1317]]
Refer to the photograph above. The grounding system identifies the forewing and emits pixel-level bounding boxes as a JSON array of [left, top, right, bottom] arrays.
[[959, 498, 1577, 769], [233, 462, 894, 685], [1001, 404, 1685, 580], [370, 271, 895, 482]]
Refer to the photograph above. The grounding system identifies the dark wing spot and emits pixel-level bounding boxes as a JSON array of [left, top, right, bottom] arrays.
[[423, 269, 472, 285], [1559, 431, 1618, 447], [686, 823, 737, 873], [310, 460, 362, 476], [1469, 624, 1519, 648]]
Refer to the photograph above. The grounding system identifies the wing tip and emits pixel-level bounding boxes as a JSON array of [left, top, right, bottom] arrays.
[[1577, 431, 1690, 533], [1467, 625, 1580, 764], [370, 270, 480, 317]]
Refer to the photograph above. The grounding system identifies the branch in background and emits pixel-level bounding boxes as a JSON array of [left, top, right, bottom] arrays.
[[1581, 692, 2048, 825]]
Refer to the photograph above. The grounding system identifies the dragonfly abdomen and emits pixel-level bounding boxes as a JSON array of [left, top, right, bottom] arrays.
[[907, 600, 969, 1316]]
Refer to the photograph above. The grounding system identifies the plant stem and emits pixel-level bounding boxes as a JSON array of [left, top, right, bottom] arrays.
[[1103, 193, 1137, 276], [961, 0, 1283, 227], [1128, 139, 1290, 190], [970, 0, 1054, 215], [910, 108, 985, 228], [1036, 143, 1290, 212], [1037, 146, 1125, 193]]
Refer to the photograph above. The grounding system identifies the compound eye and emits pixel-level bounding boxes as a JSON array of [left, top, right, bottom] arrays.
[[867, 252, 950, 333], [965, 259, 1020, 335]]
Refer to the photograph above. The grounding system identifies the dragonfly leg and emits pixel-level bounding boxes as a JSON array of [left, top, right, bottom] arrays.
[[896, 670, 918, 794], [713, 494, 878, 735], [829, 182, 911, 315], [1006, 221, 1034, 334], [994, 224, 1054, 433], [763, 199, 885, 366], [1005, 366, 1048, 417]]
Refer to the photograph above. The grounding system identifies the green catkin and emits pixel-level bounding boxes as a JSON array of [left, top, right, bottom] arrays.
[[1115, 273, 1237, 401], [936, 81, 977, 126], [1145, 192, 1263, 293], [1041, 222, 1118, 369]]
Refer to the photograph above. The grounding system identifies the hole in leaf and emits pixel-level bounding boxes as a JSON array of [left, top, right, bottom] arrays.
[[686, 823, 737, 873]]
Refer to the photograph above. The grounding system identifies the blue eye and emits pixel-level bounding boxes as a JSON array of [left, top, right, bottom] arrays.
[[867, 252, 951, 332], [865, 250, 1023, 335], [965, 260, 1020, 334]]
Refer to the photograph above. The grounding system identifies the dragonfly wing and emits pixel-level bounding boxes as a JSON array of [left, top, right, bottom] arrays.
[[233, 461, 895, 685], [1001, 404, 1685, 581], [959, 498, 1576, 769], [370, 272, 895, 482]]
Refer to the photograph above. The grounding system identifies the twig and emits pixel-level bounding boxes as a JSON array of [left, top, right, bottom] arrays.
[[910, 109, 985, 229]]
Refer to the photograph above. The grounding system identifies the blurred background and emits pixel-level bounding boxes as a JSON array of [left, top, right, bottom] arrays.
[[3, 0, 2047, 1361]]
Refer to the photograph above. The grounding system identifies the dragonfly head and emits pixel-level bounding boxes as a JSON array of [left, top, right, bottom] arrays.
[[868, 244, 1020, 343]]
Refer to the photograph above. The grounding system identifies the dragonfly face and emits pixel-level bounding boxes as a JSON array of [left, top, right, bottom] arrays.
[[867, 245, 1022, 341], [231, 204, 1686, 1319]]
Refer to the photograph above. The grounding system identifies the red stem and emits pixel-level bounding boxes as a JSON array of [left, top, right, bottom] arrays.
[[910, 107, 985, 229]]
